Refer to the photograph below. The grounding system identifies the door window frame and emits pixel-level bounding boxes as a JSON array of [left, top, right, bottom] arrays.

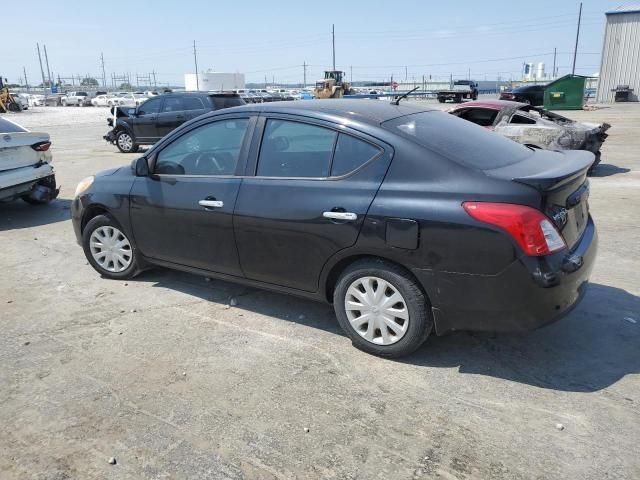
[[145, 114, 258, 178], [245, 114, 388, 181]]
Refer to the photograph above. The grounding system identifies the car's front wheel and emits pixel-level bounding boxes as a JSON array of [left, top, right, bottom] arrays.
[[115, 130, 139, 153], [333, 259, 432, 358], [82, 215, 140, 279]]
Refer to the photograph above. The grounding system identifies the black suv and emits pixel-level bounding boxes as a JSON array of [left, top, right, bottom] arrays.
[[105, 92, 245, 153]]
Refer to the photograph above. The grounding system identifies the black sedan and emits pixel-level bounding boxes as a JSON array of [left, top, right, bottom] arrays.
[[72, 100, 597, 358], [500, 84, 546, 105]]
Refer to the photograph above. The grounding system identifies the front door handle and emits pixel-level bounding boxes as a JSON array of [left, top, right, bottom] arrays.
[[199, 199, 224, 209], [323, 211, 357, 221]]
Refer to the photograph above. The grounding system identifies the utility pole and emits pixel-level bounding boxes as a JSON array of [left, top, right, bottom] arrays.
[[303, 61, 307, 87], [572, 2, 582, 75], [100, 52, 106, 87], [468, 68, 471, 80], [332, 24, 336, 71], [152, 70, 157, 87], [23, 67, 29, 91], [405, 66, 408, 81], [264, 75, 267, 89], [36, 43, 47, 92], [552, 47, 557, 79], [193, 40, 199, 90], [350, 65, 353, 83], [43, 44, 52, 87]]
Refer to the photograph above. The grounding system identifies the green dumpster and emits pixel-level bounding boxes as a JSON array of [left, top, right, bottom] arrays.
[[543, 74, 588, 110]]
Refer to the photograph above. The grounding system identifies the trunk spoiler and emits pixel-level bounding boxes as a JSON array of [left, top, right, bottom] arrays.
[[484, 149, 594, 191]]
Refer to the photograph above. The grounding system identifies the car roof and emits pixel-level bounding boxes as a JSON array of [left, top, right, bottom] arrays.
[[208, 99, 436, 126], [451, 99, 528, 110]]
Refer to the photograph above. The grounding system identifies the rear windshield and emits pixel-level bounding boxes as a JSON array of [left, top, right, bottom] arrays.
[[382, 111, 531, 170], [209, 96, 245, 109], [0, 117, 27, 133]]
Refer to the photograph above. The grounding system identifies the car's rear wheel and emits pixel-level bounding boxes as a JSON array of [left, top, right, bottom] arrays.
[[115, 130, 138, 153], [333, 259, 432, 358], [82, 215, 140, 279]]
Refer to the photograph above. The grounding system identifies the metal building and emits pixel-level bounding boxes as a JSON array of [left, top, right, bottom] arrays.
[[184, 71, 245, 92], [596, 5, 640, 102]]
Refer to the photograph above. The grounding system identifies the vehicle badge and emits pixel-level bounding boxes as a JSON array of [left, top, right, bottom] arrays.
[[552, 208, 569, 226]]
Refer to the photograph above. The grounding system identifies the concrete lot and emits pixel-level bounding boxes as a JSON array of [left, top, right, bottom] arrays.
[[1, 100, 639, 480]]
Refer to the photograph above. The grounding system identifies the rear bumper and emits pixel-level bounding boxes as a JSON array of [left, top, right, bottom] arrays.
[[0, 163, 55, 201], [413, 216, 598, 334]]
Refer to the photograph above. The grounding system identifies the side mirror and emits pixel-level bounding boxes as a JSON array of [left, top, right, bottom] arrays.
[[131, 157, 149, 177]]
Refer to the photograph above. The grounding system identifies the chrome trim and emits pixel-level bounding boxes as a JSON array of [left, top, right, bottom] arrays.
[[323, 211, 357, 221]]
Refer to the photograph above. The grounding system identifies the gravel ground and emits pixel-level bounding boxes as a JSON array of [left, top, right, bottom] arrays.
[[1, 100, 639, 480]]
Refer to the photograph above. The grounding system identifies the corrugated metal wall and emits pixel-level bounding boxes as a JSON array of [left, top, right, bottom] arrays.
[[597, 12, 640, 102]]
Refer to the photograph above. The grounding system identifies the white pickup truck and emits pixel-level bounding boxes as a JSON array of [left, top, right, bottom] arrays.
[[61, 91, 91, 106], [0, 116, 58, 204]]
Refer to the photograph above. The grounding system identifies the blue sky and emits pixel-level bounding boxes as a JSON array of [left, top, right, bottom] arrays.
[[4, 0, 615, 87]]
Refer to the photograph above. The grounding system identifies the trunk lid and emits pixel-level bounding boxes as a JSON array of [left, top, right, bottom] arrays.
[[485, 149, 593, 248], [0, 132, 50, 172]]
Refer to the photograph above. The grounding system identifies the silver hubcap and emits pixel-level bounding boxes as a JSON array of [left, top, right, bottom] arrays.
[[345, 276, 409, 345], [118, 133, 133, 151], [89, 226, 132, 273]]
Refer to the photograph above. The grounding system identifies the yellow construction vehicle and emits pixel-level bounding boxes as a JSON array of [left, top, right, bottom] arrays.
[[0, 76, 22, 113], [314, 70, 353, 99]]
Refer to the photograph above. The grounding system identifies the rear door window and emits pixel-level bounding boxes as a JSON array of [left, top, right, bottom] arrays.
[[331, 134, 381, 176], [162, 97, 184, 112], [510, 114, 537, 125], [257, 119, 336, 177], [183, 96, 205, 110]]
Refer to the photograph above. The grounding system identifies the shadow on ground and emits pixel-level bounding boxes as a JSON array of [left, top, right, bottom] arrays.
[[133, 268, 639, 393], [591, 163, 630, 177], [0, 198, 72, 231]]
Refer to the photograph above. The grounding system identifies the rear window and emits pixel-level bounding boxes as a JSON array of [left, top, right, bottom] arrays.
[[0, 117, 27, 133], [209, 95, 245, 110], [382, 111, 531, 170]]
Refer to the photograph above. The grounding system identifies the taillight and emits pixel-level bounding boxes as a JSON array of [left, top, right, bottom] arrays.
[[31, 141, 51, 152], [463, 202, 566, 256]]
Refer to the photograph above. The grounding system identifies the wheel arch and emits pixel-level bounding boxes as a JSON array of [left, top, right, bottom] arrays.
[[322, 253, 430, 306], [80, 204, 111, 233]]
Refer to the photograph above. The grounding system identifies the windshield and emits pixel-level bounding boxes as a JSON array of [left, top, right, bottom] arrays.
[[382, 111, 532, 170]]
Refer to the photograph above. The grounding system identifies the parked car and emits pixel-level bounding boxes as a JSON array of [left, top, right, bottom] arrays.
[[500, 84, 546, 105], [118, 93, 149, 107], [91, 94, 122, 107], [0, 116, 58, 204], [448, 100, 610, 173], [61, 91, 91, 106], [74, 100, 597, 358], [9, 93, 28, 110], [103, 92, 245, 153], [28, 94, 45, 106]]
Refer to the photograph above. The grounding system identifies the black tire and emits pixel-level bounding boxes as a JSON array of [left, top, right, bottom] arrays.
[[115, 130, 139, 153], [82, 214, 141, 280], [438, 98, 445, 103], [333, 259, 432, 358]]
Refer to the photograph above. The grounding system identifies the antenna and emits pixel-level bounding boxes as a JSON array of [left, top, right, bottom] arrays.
[[392, 86, 419, 105]]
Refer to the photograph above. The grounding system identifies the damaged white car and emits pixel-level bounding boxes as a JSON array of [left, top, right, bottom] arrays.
[[0, 116, 59, 204], [449, 99, 610, 173]]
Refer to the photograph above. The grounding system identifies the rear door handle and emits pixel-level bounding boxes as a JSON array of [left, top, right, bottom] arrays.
[[323, 211, 357, 221], [199, 199, 224, 209]]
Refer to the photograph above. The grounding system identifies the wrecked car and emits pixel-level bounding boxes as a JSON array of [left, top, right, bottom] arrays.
[[0, 116, 59, 204], [449, 100, 610, 173], [104, 92, 245, 153]]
